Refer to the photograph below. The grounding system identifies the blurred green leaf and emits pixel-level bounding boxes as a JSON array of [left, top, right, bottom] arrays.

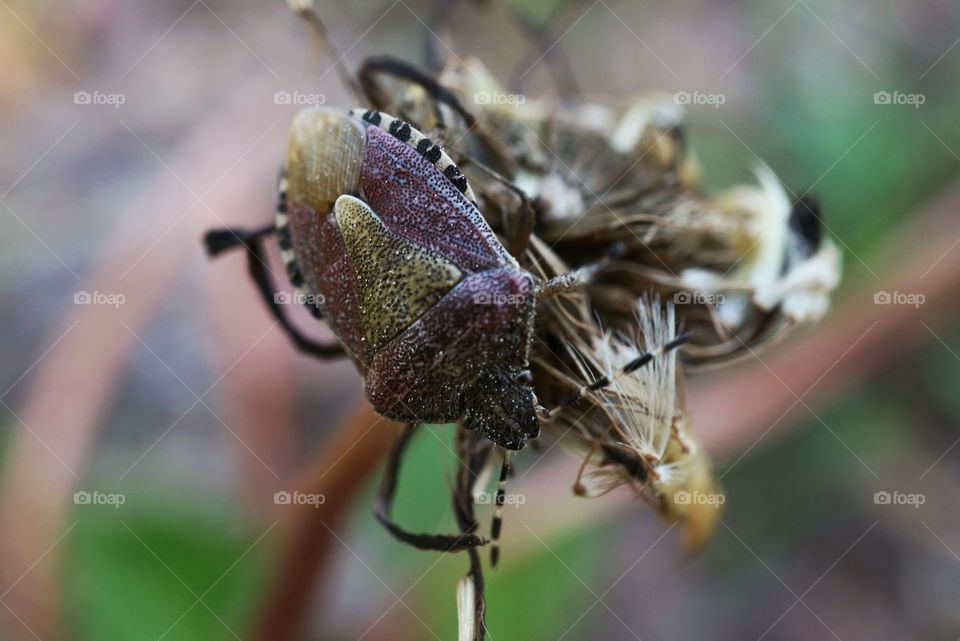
[[65, 496, 269, 641]]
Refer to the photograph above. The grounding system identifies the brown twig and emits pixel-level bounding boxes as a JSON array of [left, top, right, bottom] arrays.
[[250, 403, 401, 641]]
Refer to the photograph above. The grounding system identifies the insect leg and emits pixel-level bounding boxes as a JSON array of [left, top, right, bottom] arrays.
[[202, 226, 346, 359], [203, 225, 274, 256], [375, 424, 489, 552], [358, 55, 478, 130], [489, 450, 510, 568], [545, 334, 691, 418]]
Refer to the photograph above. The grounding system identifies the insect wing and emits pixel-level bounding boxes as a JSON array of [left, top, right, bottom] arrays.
[[334, 194, 463, 351], [359, 125, 515, 274]]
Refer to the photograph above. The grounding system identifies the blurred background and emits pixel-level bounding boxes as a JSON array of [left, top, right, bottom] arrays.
[[1, 0, 959, 640]]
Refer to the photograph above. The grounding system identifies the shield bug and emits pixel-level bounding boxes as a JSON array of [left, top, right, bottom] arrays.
[[204, 107, 686, 558]]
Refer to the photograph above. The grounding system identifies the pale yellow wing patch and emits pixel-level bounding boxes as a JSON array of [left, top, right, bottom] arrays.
[[286, 109, 365, 214], [335, 195, 462, 350]]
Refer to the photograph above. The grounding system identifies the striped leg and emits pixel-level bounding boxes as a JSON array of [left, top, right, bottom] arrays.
[[490, 450, 511, 568]]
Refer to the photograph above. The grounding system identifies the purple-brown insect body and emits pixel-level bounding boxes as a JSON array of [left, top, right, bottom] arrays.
[[361, 126, 514, 273], [280, 108, 539, 449]]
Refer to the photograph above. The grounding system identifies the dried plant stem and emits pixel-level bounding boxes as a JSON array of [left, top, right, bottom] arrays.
[[250, 403, 402, 641], [453, 425, 492, 641]]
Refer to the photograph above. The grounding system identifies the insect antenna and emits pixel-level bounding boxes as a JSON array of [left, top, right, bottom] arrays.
[[356, 55, 518, 176], [546, 333, 691, 419], [489, 450, 511, 568]]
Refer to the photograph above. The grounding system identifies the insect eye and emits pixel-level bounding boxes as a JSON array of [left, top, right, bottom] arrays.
[[513, 370, 533, 385]]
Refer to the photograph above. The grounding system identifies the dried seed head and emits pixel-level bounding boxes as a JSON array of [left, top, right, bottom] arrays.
[[657, 429, 724, 551], [680, 164, 841, 329], [425, 58, 841, 363], [318, 48, 839, 556]]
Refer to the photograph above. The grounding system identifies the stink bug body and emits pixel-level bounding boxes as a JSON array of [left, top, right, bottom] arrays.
[[278, 107, 539, 450], [204, 105, 686, 560]]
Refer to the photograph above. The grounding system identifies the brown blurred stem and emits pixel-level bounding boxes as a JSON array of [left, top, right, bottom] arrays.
[[250, 403, 401, 641]]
